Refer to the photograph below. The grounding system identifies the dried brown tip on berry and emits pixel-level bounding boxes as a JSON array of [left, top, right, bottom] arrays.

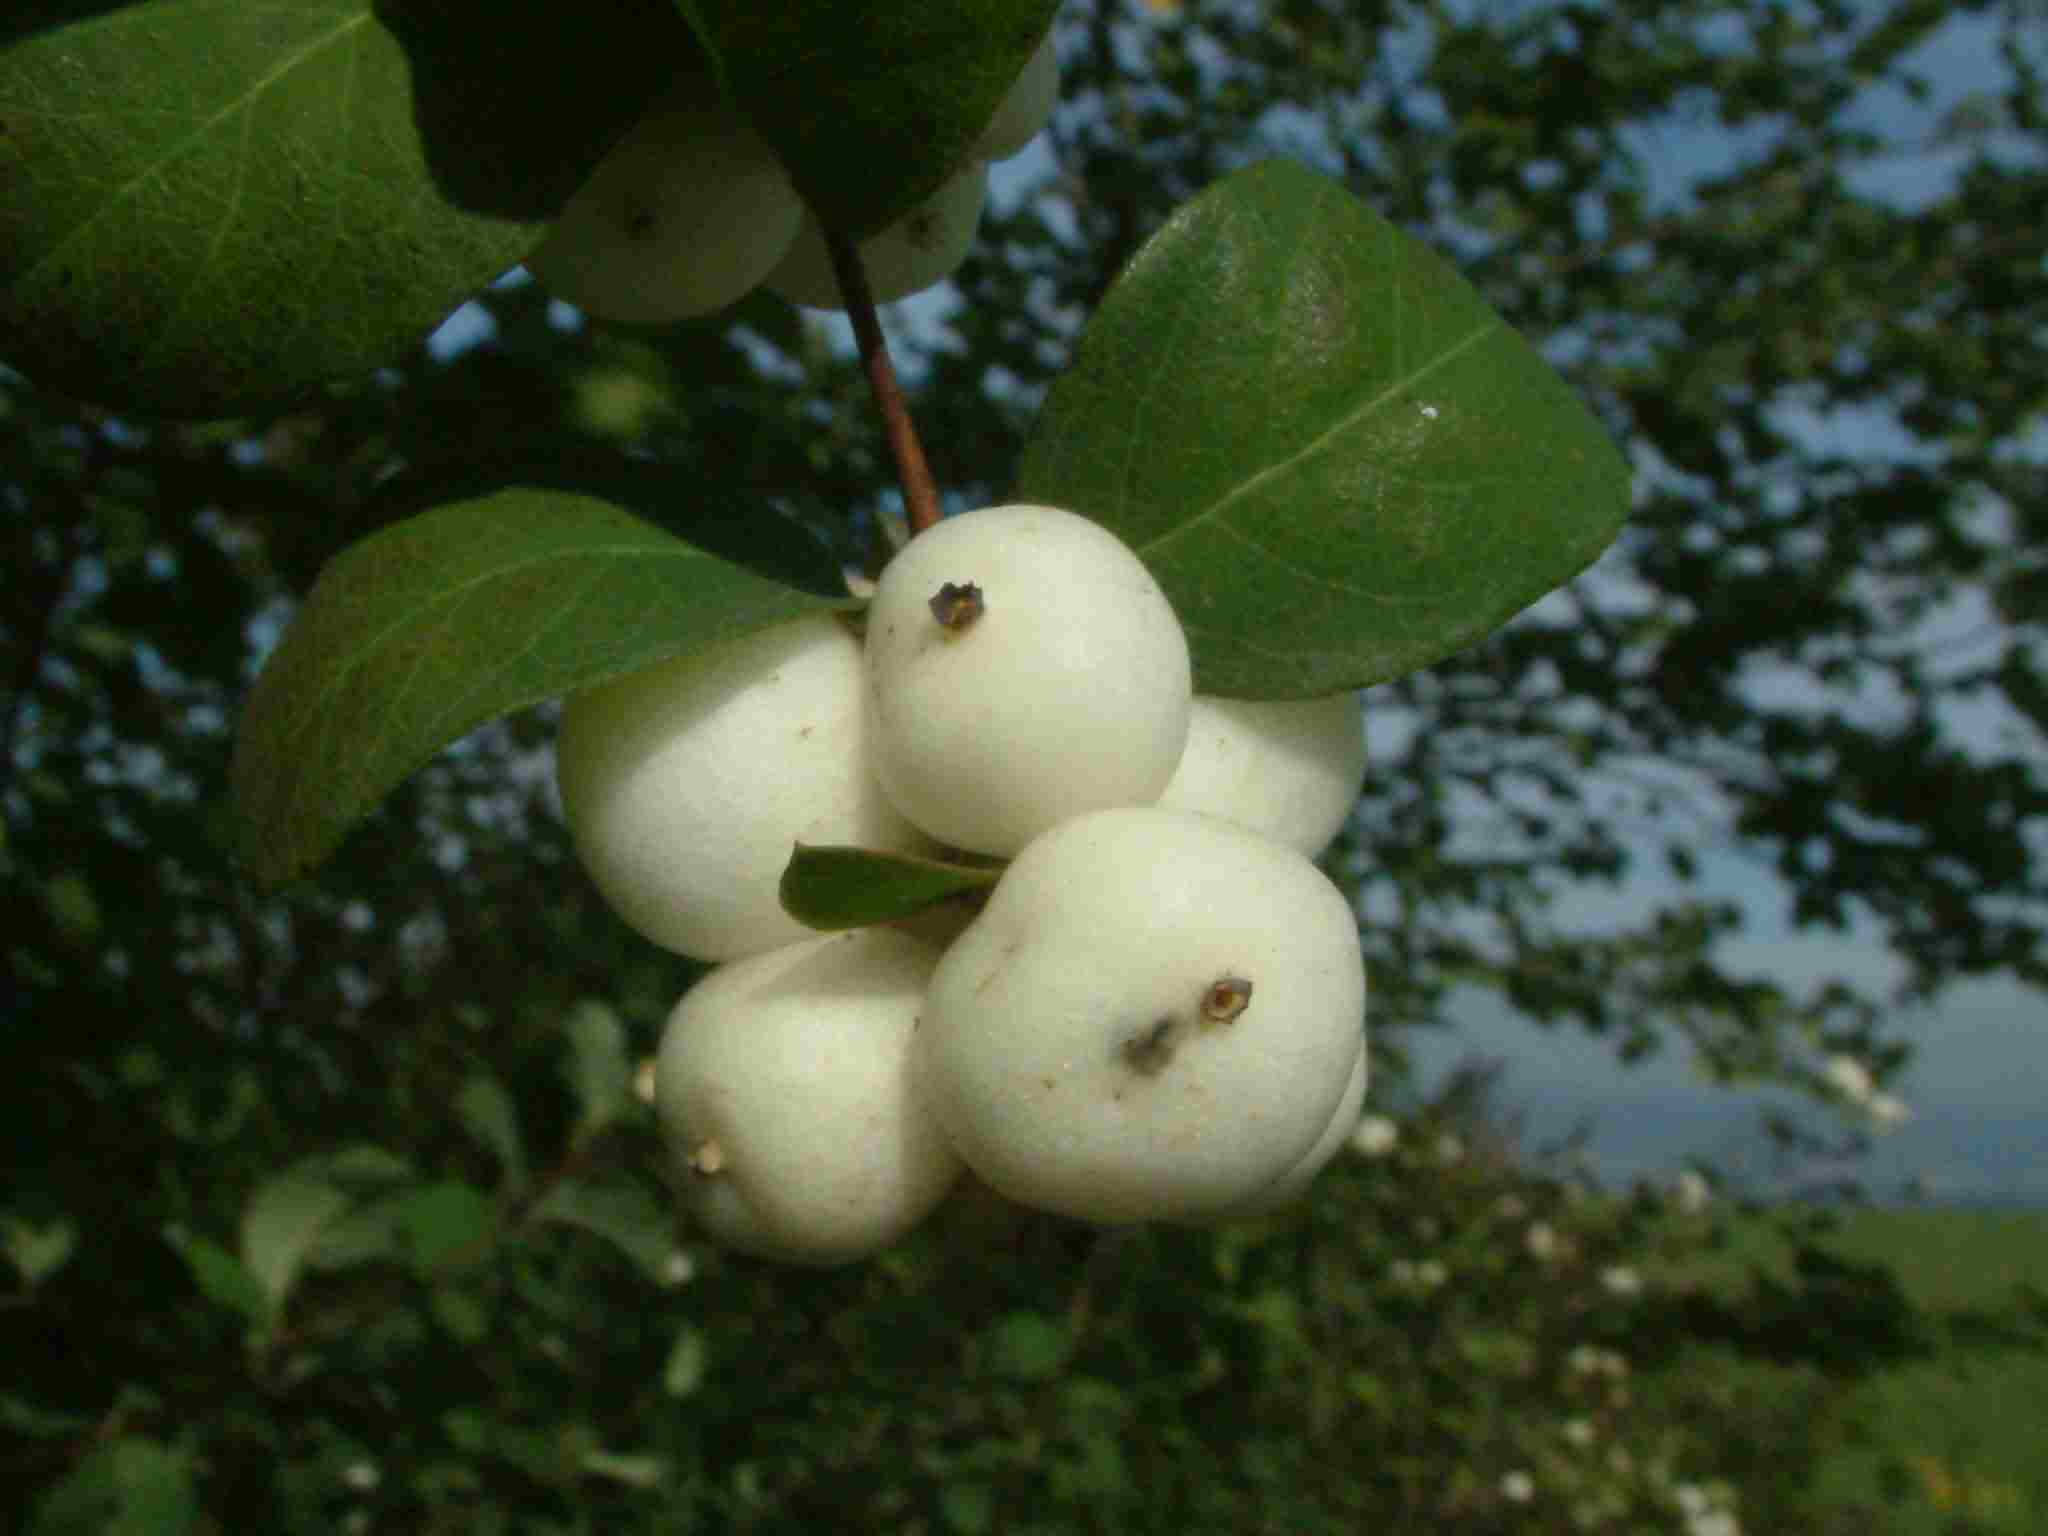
[[1201, 976, 1253, 1024], [688, 1139, 726, 1177], [929, 581, 985, 632]]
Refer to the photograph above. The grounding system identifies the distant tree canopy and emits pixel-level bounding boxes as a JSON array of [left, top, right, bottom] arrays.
[[4, 1, 2043, 1528]]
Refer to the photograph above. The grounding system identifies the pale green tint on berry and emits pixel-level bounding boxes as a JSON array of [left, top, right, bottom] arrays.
[[916, 807, 1366, 1223], [865, 504, 1193, 856], [1157, 693, 1367, 858], [975, 29, 1059, 160], [1204, 1042, 1367, 1222], [555, 615, 934, 962], [766, 166, 989, 311], [528, 84, 802, 325], [655, 929, 962, 1266]]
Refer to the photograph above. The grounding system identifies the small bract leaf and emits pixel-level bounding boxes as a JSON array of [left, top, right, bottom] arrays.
[[0, 2, 695, 413], [779, 844, 1001, 931], [239, 1173, 352, 1312], [679, 0, 1059, 238], [230, 488, 842, 884], [1015, 160, 1632, 698]]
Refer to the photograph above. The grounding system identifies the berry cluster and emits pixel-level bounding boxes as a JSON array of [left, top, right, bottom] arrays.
[[526, 33, 1059, 324], [556, 504, 1369, 1266]]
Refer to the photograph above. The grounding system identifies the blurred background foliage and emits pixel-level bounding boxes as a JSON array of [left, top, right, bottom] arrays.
[[4, 0, 2044, 1530]]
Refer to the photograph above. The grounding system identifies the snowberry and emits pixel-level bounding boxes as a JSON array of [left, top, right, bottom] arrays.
[[1203, 1043, 1366, 1221], [554, 614, 933, 962], [914, 807, 1366, 1223], [654, 928, 962, 1266], [975, 30, 1059, 160], [865, 504, 1193, 855], [527, 82, 801, 325], [766, 165, 989, 310], [1157, 692, 1367, 858]]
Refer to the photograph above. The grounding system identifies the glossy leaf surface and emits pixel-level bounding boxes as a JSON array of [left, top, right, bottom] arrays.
[[678, 0, 1058, 237], [0, 1, 691, 411], [231, 489, 842, 882], [779, 843, 1000, 931], [1016, 160, 1632, 698]]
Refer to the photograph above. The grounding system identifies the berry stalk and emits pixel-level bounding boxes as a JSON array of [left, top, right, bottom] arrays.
[[826, 228, 942, 537]]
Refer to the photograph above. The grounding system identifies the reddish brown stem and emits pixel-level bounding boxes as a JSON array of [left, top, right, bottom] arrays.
[[825, 228, 942, 537]]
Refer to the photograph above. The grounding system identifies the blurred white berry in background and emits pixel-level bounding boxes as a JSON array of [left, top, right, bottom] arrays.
[[1351, 1114, 1399, 1159]]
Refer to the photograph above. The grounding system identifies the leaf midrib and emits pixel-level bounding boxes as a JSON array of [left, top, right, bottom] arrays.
[[275, 535, 710, 738], [1138, 319, 1499, 565], [20, 4, 376, 291]]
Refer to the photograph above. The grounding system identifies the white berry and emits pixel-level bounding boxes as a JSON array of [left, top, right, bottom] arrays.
[[976, 30, 1059, 160], [1204, 1042, 1367, 1221], [915, 807, 1366, 1223], [766, 165, 989, 310], [554, 614, 933, 962], [865, 504, 1193, 855], [655, 929, 962, 1266], [1157, 693, 1367, 857], [528, 83, 801, 325]]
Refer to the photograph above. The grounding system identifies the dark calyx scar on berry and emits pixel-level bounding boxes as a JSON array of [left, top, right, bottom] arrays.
[[928, 582, 985, 632], [1203, 976, 1253, 1024]]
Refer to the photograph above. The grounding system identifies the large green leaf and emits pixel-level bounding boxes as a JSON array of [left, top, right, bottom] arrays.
[[0, 1, 693, 413], [1014, 160, 1632, 698], [678, 0, 1059, 238], [230, 488, 844, 883]]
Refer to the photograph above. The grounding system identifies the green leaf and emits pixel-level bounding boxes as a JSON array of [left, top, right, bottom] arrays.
[[580, 1449, 666, 1489], [42, 872, 99, 942], [307, 1196, 407, 1272], [239, 1173, 352, 1313], [530, 1177, 675, 1284], [0, 2, 695, 413], [679, 0, 1059, 237], [1014, 159, 1632, 697], [390, 1181, 496, 1274], [562, 1000, 631, 1141], [160, 1225, 269, 1325], [429, 1285, 491, 1345], [29, 1437, 199, 1536], [779, 843, 1001, 931], [302, 1143, 416, 1188], [2, 1213, 76, 1286], [456, 1072, 528, 1193], [663, 1324, 709, 1398], [941, 1483, 996, 1535], [986, 1310, 1067, 1380], [0, 1392, 91, 1439], [229, 487, 843, 884]]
